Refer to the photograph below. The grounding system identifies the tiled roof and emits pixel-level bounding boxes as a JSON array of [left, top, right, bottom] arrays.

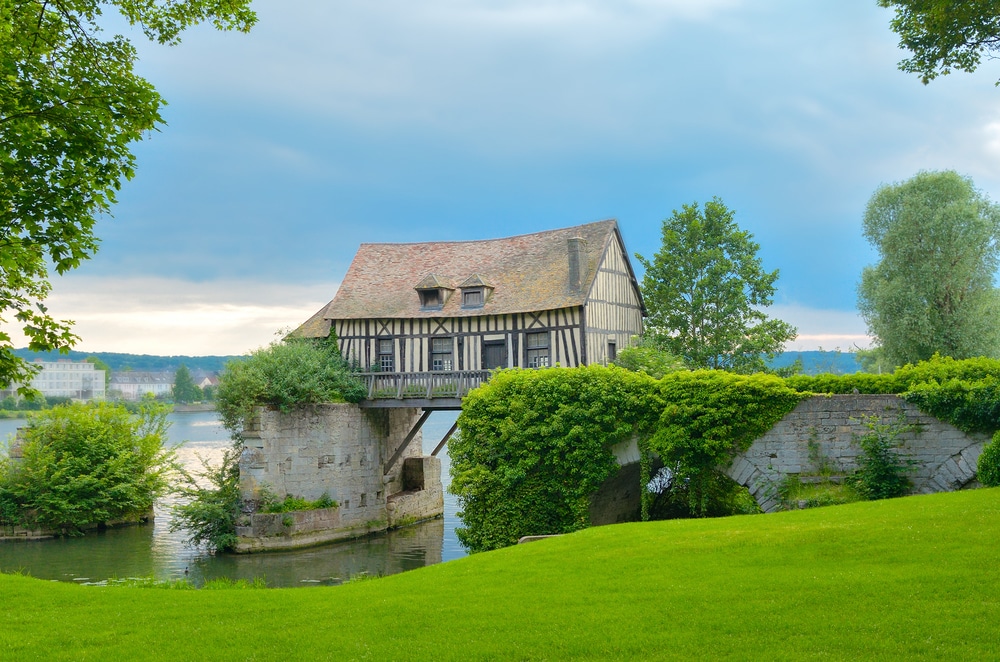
[[298, 220, 630, 333], [109, 372, 174, 384]]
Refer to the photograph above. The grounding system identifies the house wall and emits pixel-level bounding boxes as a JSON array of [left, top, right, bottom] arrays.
[[334, 307, 587, 371], [583, 236, 644, 365]]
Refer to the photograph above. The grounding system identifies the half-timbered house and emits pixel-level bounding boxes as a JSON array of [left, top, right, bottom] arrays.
[[297, 220, 645, 403]]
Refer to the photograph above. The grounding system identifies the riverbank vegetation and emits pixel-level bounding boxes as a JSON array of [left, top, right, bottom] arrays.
[[452, 355, 1000, 552], [0, 402, 174, 533], [0, 395, 74, 419], [0, 488, 997, 659]]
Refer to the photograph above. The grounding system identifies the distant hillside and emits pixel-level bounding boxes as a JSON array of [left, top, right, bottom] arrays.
[[12, 348, 862, 376], [12, 349, 243, 373], [771, 350, 863, 375]]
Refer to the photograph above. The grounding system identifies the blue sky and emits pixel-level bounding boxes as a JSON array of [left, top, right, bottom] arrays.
[[22, 0, 1000, 355]]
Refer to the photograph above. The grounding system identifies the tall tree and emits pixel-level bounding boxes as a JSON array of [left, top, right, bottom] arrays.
[[172, 364, 201, 404], [858, 171, 1000, 366], [0, 1, 256, 393], [879, 0, 1000, 84], [637, 198, 797, 373]]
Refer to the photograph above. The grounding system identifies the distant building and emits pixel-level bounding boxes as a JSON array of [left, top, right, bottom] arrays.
[[191, 371, 220, 390], [109, 371, 173, 401], [1, 359, 107, 401]]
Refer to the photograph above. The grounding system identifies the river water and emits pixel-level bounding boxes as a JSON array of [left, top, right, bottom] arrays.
[[0, 410, 466, 587]]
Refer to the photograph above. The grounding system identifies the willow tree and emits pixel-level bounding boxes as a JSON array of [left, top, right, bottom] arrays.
[[636, 198, 796, 373], [858, 171, 1000, 367], [0, 1, 256, 393]]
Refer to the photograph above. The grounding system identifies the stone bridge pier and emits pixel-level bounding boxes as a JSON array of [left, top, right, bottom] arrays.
[[235, 403, 444, 552]]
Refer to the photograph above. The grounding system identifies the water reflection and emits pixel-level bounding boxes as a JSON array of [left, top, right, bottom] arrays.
[[0, 409, 466, 587]]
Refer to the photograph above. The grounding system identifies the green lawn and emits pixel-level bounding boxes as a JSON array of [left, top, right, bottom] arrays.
[[2, 488, 999, 660]]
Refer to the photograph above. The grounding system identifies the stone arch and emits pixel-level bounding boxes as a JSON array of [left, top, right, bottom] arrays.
[[725, 395, 990, 513], [921, 442, 988, 494]]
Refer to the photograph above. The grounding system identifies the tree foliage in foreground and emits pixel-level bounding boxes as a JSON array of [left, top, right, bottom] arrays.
[[636, 198, 797, 373], [879, 0, 1000, 84], [0, 1, 256, 393], [0, 401, 174, 531], [858, 171, 1000, 367]]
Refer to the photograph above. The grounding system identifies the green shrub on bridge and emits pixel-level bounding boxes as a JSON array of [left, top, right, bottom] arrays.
[[215, 335, 366, 437], [451, 355, 1000, 552], [451, 365, 660, 552], [645, 370, 808, 516], [451, 366, 807, 551]]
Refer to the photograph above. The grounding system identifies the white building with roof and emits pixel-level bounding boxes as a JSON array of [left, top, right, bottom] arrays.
[[21, 359, 106, 401], [108, 372, 174, 401]]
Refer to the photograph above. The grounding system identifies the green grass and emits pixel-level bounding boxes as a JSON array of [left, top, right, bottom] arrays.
[[2, 488, 999, 660], [779, 475, 863, 509]]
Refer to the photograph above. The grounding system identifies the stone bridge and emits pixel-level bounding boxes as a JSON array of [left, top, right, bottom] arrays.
[[725, 394, 989, 512], [591, 394, 989, 522]]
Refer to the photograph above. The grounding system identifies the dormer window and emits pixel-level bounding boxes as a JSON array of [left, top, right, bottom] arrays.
[[414, 274, 453, 311], [462, 288, 484, 308], [459, 274, 492, 309], [420, 289, 443, 309]]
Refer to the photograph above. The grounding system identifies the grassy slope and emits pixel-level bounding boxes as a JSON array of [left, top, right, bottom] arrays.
[[2, 489, 999, 661]]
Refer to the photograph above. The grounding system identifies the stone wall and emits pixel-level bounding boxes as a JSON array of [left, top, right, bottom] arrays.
[[235, 404, 443, 552], [725, 395, 989, 512]]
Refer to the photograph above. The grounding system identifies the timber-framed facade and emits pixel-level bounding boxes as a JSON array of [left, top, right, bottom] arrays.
[[297, 220, 645, 402]]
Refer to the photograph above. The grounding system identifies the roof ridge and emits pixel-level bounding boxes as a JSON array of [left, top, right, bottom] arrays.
[[356, 219, 617, 248]]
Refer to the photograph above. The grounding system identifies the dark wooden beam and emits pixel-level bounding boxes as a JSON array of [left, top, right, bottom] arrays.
[[383, 409, 432, 476], [431, 420, 459, 457]]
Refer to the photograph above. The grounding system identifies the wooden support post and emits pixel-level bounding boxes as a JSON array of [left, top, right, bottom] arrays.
[[431, 420, 459, 457], [384, 409, 432, 475]]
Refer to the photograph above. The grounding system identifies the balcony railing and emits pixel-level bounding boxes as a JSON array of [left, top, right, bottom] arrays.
[[360, 370, 491, 401]]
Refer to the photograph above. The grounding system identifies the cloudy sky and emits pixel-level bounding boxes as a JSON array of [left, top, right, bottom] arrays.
[[19, 0, 1000, 355]]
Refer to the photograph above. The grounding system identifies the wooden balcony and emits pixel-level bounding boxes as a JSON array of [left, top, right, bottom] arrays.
[[358, 370, 491, 409]]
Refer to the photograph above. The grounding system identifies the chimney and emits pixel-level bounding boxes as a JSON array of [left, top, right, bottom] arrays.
[[568, 237, 585, 291]]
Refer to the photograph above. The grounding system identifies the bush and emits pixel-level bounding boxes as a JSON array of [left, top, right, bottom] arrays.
[[978, 432, 1000, 487], [646, 370, 807, 515], [613, 337, 685, 379], [215, 335, 366, 437], [258, 489, 337, 513], [169, 447, 242, 553], [904, 377, 1000, 434], [850, 413, 915, 500], [451, 365, 660, 552], [0, 402, 174, 532]]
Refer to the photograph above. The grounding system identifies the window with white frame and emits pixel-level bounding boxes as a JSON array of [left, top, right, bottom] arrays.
[[525, 332, 550, 368], [378, 338, 394, 372], [431, 337, 453, 371]]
